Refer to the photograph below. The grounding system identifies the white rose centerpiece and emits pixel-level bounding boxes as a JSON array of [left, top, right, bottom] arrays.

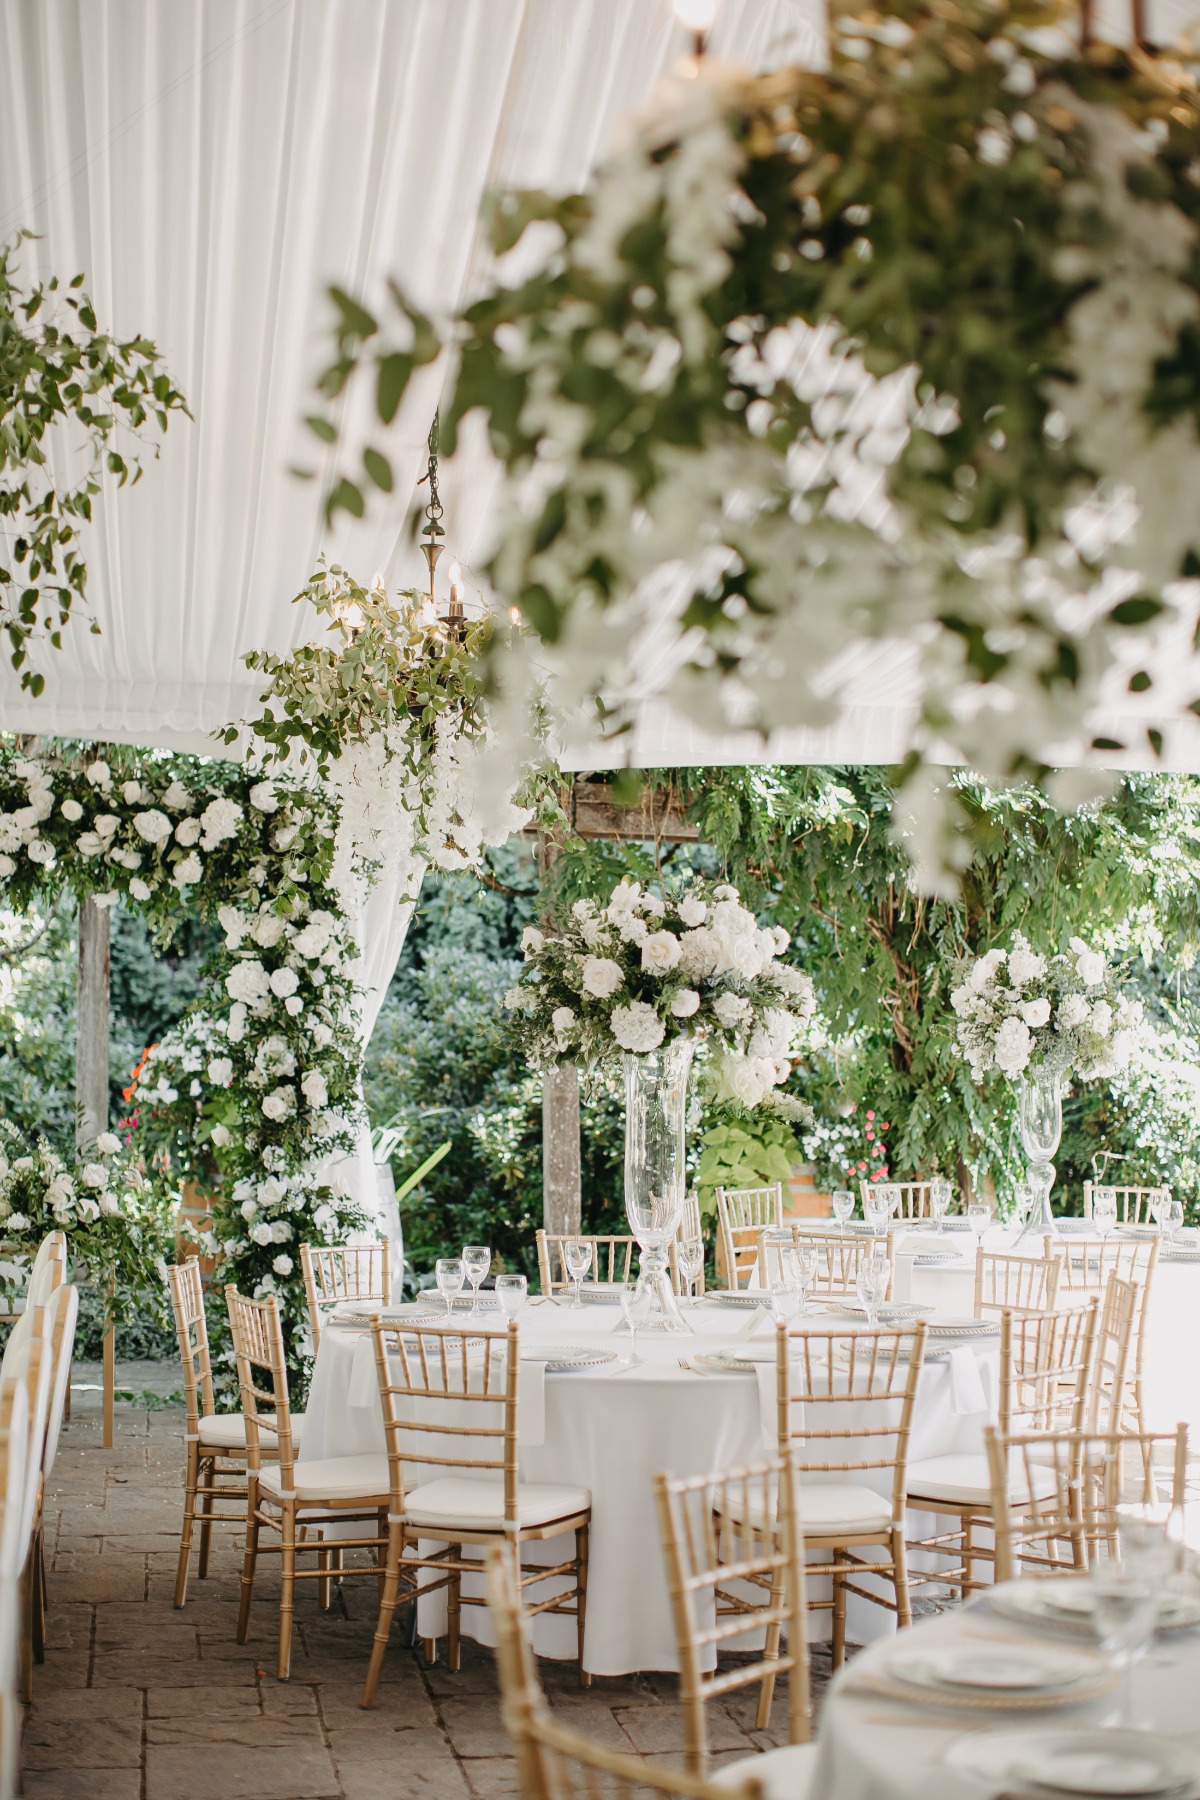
[[951, 930, 1142, 1084]]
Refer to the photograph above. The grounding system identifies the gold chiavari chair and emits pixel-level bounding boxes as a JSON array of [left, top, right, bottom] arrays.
[[2, 1300, 51, 1704], [906, 1299, 1099, 1593], [763, 1320, 924, 1664], [859, 1180, 957, 1221], [654, 1458, 815, 1787], [974, 1247, 1062, 1319], [0, 1231, 66, 1329], [227, 1287, 389, 1680], [168, 1260, 304, 1607], [986, 1424, 1189, 1581], [670, 1194, 706, 1298], [1089, 1273, 1139, 1435], [0, 1375, 27, 1800], [787, 1227, 895, 1301], [364, 1318, 592, 1704], [482, 1546, 763, 1800], [715, 1185, 784, 1290], [300, 1242, 391, 1349], [1056, 1238, 1157, 1434], [536, 1231, 638, 1295], [29, 1279, 77, 1673], [1082, 1181, 1169, 1226]]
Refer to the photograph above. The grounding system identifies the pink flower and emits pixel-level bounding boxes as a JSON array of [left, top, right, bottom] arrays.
[[866, 1110, 875, 1120]]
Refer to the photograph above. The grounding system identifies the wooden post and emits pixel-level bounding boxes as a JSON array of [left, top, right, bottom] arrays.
[[538, 834, 582, 1238], [76, 896, 115, 1445]]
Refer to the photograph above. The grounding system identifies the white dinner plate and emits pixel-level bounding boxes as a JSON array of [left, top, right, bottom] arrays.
[[1160, 1248, 1200, 1263], [692, 1351, 760, 1374], [709, 1289, 772, 1308], [520, 1345, 617, 1371], [912, 1251, 965, 1266], [1114, 1224, 1161, 1240], [991, 1578, 1200, 1635], [946, 1728, 1200, 1796], [827, 1301, 934, 1322], [886, 1643, 1101, 1695], [927, 1317, 1001, 1338], [578, 1282, 625, 1304]]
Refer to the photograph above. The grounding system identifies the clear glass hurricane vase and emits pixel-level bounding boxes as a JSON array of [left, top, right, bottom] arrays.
[[1016, 1067, 1063, 1242], [623, 1038, 694, 1335]]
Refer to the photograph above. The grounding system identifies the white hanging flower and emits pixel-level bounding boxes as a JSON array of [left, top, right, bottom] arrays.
[[26, 840, 55, 866], [173, 852, 203, 888], [199, 796, 244, 850], [272, 1253, 294, 1276], [610, 1000, 666, 1052], [208, 1058, 234, 1087], [670, 988, 701, 1017], [129, 878, 152, 902], [85, 761, 110, 787], [60, 799, 83, 823], [96, 1133, 121, 1155], [175, 817, 201, 846], [640, 931, 681, 973], [581, 956, 623, 999], [269, 967, 299, 999], [713, 991, 751, 1028], [133, 810, 172, 844]]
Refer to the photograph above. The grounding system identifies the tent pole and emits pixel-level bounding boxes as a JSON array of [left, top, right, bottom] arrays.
[[538, 836, 582, 1239], [76, 896, 115, 1446]]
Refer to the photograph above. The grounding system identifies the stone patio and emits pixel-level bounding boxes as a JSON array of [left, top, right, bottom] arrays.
[[25, 1372, 843, 1800]]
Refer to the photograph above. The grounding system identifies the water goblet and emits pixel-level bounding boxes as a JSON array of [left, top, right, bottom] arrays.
[[563, 1239, 592, 1308], [879, 1183, 901, 1220], [1091, 1566, 1161, 1730], [832, 1189, 855, 1234], [928, 1180, 952, 1228], [1092, 1186, 1118, 1240], [619, 1280, 653, 1365], [863, 1192, 888, 1233], [855, 1249, 890, 1330], [759, 1227, 793, 1292], [496, 1273, 527, 1321], [1151, 1193, 1169, 1233], [967, 1202, 991, 1246], [435, 1257, 465, 1321], [462, 1244, 491, 1318], [676, 1235, 704, 1299], [1164, 1199, 1185, 1245], [788, 1244, 818, 1317]]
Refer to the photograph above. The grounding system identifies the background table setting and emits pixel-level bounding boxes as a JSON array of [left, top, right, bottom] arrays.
[[301, 1282, 999, 1674]]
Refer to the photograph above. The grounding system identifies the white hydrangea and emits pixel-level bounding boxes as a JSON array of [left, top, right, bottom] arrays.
[[994, 1016, 1032, 1074], [133, 809, 172, 844], [249, 781, 280, 813], [670, 988, 701, 1017], [1008, 942, 1047, 986], [1057, 993, 1090, 1029], [252, 913, 287, 948], [175, 817, 201, 846], [677, 893, 707, 927], [173, 852, 203, 887], [81, 1163, 107, 1189], [610, 1000, 666, 1052], [199, 796, 244, 850], [226, 961, 271, 1006], [161, 780, 194, 812], [0, 856, 14, 879], [1091, 1000, 1113, 1037], [713, 991, 752, 1028]]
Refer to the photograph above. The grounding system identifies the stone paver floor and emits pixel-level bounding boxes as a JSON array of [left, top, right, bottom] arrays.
[[26, 1373, 849, 1800]]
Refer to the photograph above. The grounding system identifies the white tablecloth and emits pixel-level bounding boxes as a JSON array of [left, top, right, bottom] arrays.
[[813, 1578, 1200, 1799], [302, 1298, 996, 1675]]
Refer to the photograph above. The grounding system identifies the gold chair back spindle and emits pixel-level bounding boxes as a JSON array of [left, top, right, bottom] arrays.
[[535, 1231, 640, 1295], [787, 1227, 895, 1301], [300, 1241, 391, 1347], [715, 1184, 784, 1290]]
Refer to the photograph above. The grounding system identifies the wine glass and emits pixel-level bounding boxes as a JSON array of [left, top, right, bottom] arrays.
[[789, 1244, 818, 1317], [676, 1235, 704, 1299], [855, 1249, 890, 1330], [435, 1257, 465, 1320], [832, 1189, 855, 1234], [1151, 1193, 1169, 1233], [462, 1244, 491, 1318], [563, 1239, 592, 1308], [928, 1180, 952, 1229], [496, 1273, 527, 1320], [1091, 1567, 1161, 1730], [1164, 1199, 1185, 1244], [1092, 1186, 1117, 1240], [1011, 1182, 1034, 1228], [863, 1191, 888, 1233], [760, 1226, 792, 1292], [619, 1280, 653, 1365], [967, 1202, 991, 1246]]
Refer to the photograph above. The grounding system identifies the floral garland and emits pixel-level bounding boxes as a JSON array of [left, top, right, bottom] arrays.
[[0, 1122, 172, 1321], [951, 932, 1144, 1082], [316, 0, 1200, 890], [504, 875, 815, 1114]]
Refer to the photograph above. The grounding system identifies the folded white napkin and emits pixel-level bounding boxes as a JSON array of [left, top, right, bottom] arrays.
[[946, 1345, 987, 1415]]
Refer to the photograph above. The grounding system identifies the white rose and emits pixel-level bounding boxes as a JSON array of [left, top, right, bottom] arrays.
[[521, 926, 544, 957], [1076, 950, 1106, 987], [162, 781, 194, 812], [970, 948, 1006, 992], [81, 1163, 107, 1188], [252, 913, 286, 948], [670, 989, 701, 1018], [713, 992, 752, 1028], [96, 1132, 121, 1155], [994, 1016, 1032, 1075], [640, 931, 681, 974], [272, 1253, 293, 1276], [285, 996, 303, 1016], [174, 816, 201, 846], [730, 1061, 767, 1107], [1091, 1000, 1113, 1038], [301, 1071, 328, 1108], [7, 1213, 28, 1233], [1057, 993, 1090, 1029], [550, 1006, 576, 1039], [208, 1058, 234, 1086], [609, 1000, 666, 1053], [249, 781, 280, 813], [271, 1219, 292, 1243], [173, 852, 203, 887], [211, 1124, 231, 1148], [1020, 997, 1051, 1028], [581, 957, 623, 999], [129, 878, 152, 902], [226, 961, 270, 1006], [269, 967, 299, 998], [0, 856, 14, 878], [26, 840, 55, 866], [98, 1192, 119, 1216], [133, 809, 172, 844], [85, 761, 110, 787], [252, 1222, 273, 1246], [60, 799, 83, 823], [713, 884, 738, 901], [677, 894, 707, 928], [94, 813, 119, 838]]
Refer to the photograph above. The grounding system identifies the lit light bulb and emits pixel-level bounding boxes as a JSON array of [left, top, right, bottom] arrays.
[[673, 0, 718, 29]]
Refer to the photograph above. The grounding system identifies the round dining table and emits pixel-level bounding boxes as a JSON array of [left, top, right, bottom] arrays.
[[301, 1291, 998, 1676], [813, 1574, 1200, 1800]]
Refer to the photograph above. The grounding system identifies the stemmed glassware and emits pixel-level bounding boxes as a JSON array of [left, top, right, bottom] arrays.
[[435, 1257, 465, 1320], [676, 1235, 704, 1299], [855, 1248, 890, 1330], [1164, 1199, 1185, 1244], [1092, 1509, 1181, 1729], [863, 1191, 889, 1233], [832, 1189, 855, 1234], [1011, 1182, 1034, 1229], [879, 1183, 901, 1222], [563, 1239, 592, 1308], [967, 1201, 991, 1246], [928, 1180, 952, 1229], [1092, 1187, 1117, 1239], [462, 1245, 491, 1318], [789, 1244, 817, 1317], [1151, 1193, 1169, 1233], [496, 1273, 527, 1320], [619, 1280, 653, 1365]]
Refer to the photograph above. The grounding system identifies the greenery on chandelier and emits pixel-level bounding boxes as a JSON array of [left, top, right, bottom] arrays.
[[0, 234, 188, 691], [313, 0, 1200, 886]]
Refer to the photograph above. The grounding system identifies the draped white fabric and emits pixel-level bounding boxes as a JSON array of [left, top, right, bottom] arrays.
[[1, 0, 1199, 772]]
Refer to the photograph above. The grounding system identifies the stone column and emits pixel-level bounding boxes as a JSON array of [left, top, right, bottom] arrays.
[[75, 895, 110, 1148]]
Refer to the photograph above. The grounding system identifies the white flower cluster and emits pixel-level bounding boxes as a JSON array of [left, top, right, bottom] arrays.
[[506, 876, 815, 1114], [951, 931, 1144, 1083]]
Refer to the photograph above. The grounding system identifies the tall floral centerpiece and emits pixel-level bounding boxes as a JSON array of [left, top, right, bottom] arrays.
[[951, 933, 1143, 1234], [505, 877, 815, 1328]]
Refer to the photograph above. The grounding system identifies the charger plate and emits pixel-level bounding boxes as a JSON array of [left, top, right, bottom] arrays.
[[1160, 1248, 1200, 1263], [692, 1351, 761, 1374], [578, 1282, 626, 1305], [945, 1728, 1199, 1797], [927, 1317, 1001, 1339], [520, 1345, 617, 1372], [709, 1289, 771, 1308], [865, 1642, 1113, 1711], [826, 1301, 934, 1322], [912, 1251, 964, 1267], [990, 1578, 1200, 1636]]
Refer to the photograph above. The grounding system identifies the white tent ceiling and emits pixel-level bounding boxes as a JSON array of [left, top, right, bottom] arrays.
[[1, 0, 1199, 773]]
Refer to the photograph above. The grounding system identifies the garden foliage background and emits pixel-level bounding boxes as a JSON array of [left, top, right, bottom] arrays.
[[4, 763, 1200, 1352]]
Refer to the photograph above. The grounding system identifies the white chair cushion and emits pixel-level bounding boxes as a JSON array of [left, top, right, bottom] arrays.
[[258, 1453, 389, 1503], [722, 1480, 894, 1537], [401, 1476, 591, 1531], [907, 1452, 1058, 1506], [712, 1743, 818, 1799], [197, 1410, 306, 1450]]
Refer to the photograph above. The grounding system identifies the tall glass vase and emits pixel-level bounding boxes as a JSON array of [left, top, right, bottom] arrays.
[[623, 1038, 694, 1335], [1016, 1067, 1063, 1243]]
